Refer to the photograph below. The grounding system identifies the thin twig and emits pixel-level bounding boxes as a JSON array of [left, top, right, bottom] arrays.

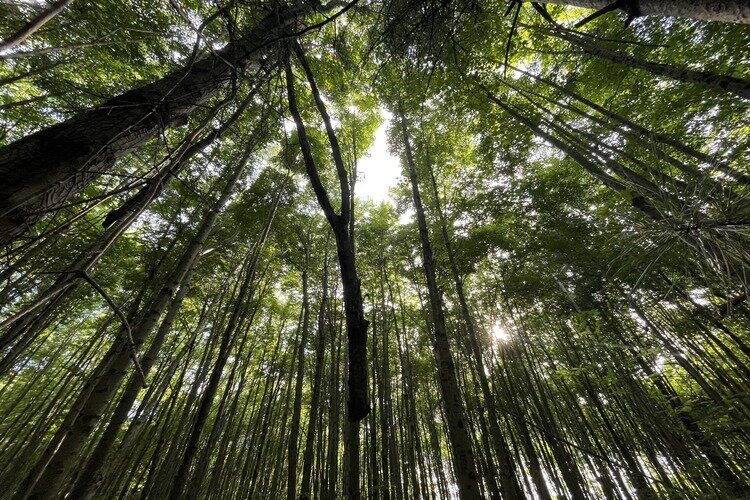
[[503, 1, 521, 77], [78, 271, 148, 387]]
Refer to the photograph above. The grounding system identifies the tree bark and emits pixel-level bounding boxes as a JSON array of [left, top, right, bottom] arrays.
[[65, 147, 251, 499], [426, 160, 527, 500], [556, 29, 750, 98], [14, 143, 267, 499], [168, 196, 278, 500], [0, 89, 249, 340], [285, 42, 369, 422], [299, 250, 330, 500], [484, 90, 667, 220], [287, 248, 311, 500], [398, 104, 482, 500], [512, 66, 750, 184], [0, 3, 306, 245], [533, 0, 750, 24]]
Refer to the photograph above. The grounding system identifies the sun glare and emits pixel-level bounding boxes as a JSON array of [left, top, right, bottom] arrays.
[[356, 110, 400, 203], [491, 322, 512, 343]]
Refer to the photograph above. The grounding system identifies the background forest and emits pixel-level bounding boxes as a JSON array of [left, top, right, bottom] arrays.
[[0, 0, 749, 499]]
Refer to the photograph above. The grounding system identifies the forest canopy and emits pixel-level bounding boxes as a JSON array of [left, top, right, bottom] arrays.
[[0, 0, 749, 498]]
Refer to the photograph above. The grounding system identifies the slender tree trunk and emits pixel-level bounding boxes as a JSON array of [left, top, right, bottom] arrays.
[[487, 89, 750, 288], [188, 303, 259, 497], [426, 160, 526, 500], [288, 249, 311, 500], [398, 104, 482, 499], [504, 76, 731, 197], [381, 286, 403, 500], [391, 303, 417, 497], [65, 150, 251, 499], [268, 355, 295, 497], [141, 311, 221, 498], [16, 159, 270, 500], [10, 121, 265, 495], [285, 42, 369, 424], [512, 66, 750, 183], [555, 28, 750, 98], [325, 312, 342, 499], [0, 89, 255, 343], [0, 206, 141, 342], [368, 306, 381, 498], [169, 291, 249, 499], [300, 250, 330, 499], [343, 402, 362, 499], [484, 90, 664, 219], [14, 231, 191, 499], [168, 193, 278, 500]]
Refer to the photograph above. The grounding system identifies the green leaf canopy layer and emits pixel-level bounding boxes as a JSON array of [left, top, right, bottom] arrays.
[[0, 1, 749, 498]]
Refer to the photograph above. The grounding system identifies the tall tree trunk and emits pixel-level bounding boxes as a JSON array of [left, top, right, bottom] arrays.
[[532, 0, 750, 24], [141, 309, 222, 498], [288, 248, 311, 500], [398, 104, 482, 499], [285, 41, 369, 428], [343, 397, 362, 499], [0, 3, 308, 244], [487, 89, 750, 288], [548, 26, 750, 98], [325, 310, 342, 499], [380, 282, 403, 500], [426, 159, 526, 500], [300, 249, 330, 499], [391, 285, 428, 498], [167, 193, 278, 500], [511, 66, 750, 183], [65, 148, 251, 499], [484, 89, 664, 218], [15, 158, 271, 500], [268, 354, 295, 498], [13, 223, 194, 498], [0, 89, 256, 346]]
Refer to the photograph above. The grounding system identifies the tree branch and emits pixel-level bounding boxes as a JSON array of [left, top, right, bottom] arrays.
[[79, 271, 148, 387], [0, 0, 75, 53], [283, 46, 340, 225], [291, 39, 351, 225]]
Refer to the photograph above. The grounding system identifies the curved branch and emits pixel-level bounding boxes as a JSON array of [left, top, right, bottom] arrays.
[[291, 40, 351, 224], [79, 271, 148, 387]]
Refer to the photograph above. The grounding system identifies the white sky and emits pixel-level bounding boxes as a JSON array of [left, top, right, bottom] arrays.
[[355, 112, 400, 203]]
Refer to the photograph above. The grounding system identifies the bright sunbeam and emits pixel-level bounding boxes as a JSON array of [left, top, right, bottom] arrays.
[[356, 110, 399, 203], [491, 322, 511, 343]]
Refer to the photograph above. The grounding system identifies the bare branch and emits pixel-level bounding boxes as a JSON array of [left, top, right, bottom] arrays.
[[291, 39, 351, 224], [79, 271, 148, 388]]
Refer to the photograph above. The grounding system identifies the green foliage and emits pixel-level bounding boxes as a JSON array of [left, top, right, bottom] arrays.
[[1, 1, 749, 498]]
